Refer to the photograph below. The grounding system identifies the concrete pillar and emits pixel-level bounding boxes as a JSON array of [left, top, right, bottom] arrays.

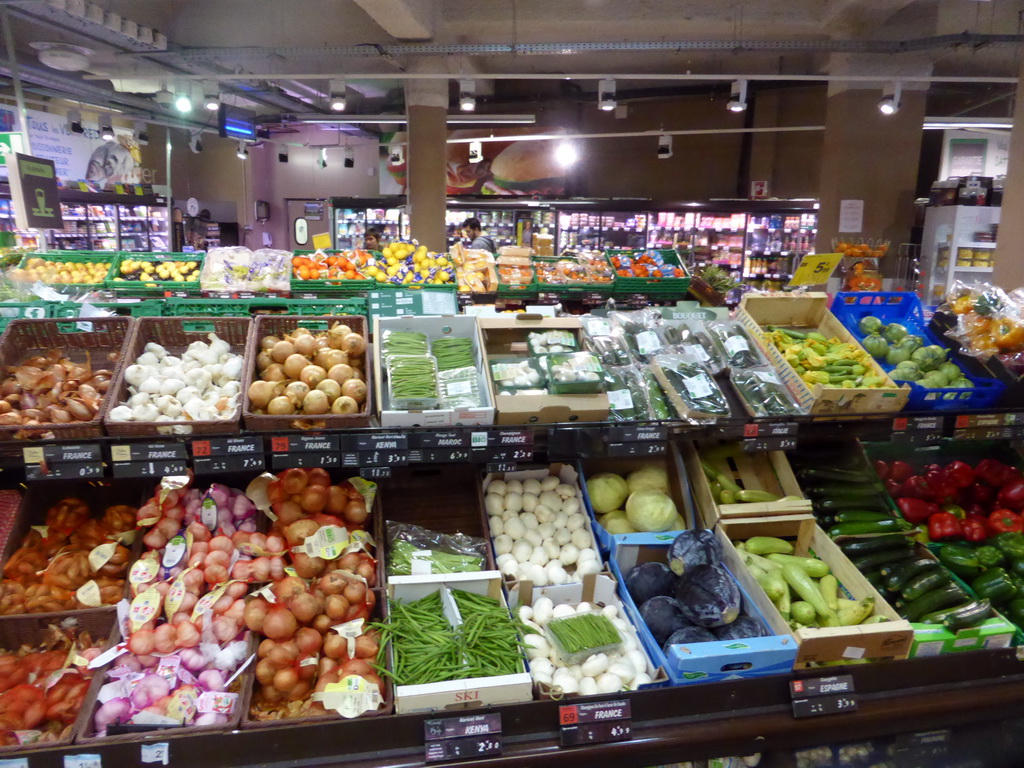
[[993, 58, 1024, 290], [815, 87, 926, 267], [404, 65, 448, 251]]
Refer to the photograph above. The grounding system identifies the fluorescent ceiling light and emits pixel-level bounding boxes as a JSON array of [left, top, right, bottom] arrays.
[[294, 113, 536, 125], [923, 118, 1012, 129], [555, 141, 579, 166]]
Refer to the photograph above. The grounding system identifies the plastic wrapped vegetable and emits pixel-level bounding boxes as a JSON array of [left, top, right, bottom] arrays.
[[652, 355, 729, 420], [706, 321, 768, 370], [731, 366, 806, 417], [581, 316, 632, 367], [643, 367, 672, 420], [604, 365, 649, 421], [609, 309, 664, 363]]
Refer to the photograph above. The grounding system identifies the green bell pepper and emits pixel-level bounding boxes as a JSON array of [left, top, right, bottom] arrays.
[[1010, 558, 1024, 581], [995, 532, 1024, 561], [938, 543, 982, 579], [970, 567, 1018, 606], [976, 545, 1006, 569], [1005, 598, 1024, 628]]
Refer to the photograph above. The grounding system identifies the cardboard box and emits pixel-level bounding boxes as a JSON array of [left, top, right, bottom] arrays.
[[386, 572, 533, 714], [373, 315, 495, 427], [483, 463, 597, 584], [477, 317, 609, 424], [609, 537, 797, 684], [682, 440, 812, 527], [578, 443, 695, 556], [909, 616, 1015, 657], [507, 573, 669, 698], [717, 516, 914, 667], [737, 292, 909, 416]]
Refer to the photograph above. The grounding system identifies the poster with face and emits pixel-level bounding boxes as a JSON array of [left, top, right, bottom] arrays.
[[0, 107, 142, 186]]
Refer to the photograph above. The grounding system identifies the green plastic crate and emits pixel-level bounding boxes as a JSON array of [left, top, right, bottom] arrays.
[[10, 252, 116, 292], [163, 297, 367, 317], [0, 301, 50, 332], [532, 254, 616, 297], [106, 252, 204, 296], [291, 250, 375, 296], [607, 249, 692, 298], [50, 300, 163, 318]]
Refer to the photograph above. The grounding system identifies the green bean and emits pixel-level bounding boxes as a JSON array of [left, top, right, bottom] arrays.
[[387, 354, 438, 402], [432, 337, 475, 371], [546, 613, 621, 654], [382, 329, 428, 358]]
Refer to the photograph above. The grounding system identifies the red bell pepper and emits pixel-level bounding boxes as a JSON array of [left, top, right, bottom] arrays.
[[944, 461, 975, 490], [928, 512, 964, 541], [923, 463, 944, 475], [926, 471, 957, 502], [997, 477, 1024, 511], [890, 460, 914, 483], [902, 476, 935, 501], [968, 482, 996, 507], [897, 497, 940, 524], [976, 458, 1020, 488], [962, 517, 988, 542], [873, 460, 891, 481], [988, 508, 1024, 535], [885, 478, 905, 497], [966, 503, 990, 519]]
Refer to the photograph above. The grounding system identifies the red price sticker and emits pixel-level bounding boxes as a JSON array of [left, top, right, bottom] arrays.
[[892, 417, 908, 432], [743, 423, 759, 438], [955, 414, 970, 429], [192, 440, 211, 457], [559, 705, 579, 725], [271, 437, 290, 452]]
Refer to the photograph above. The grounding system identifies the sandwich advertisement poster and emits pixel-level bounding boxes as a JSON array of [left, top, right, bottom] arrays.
[[380, 128, 569, 196]]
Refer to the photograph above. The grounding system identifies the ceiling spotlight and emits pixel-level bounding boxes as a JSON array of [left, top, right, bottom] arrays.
[[319, 148, 328, 168], [133, 120, 148, 145], [203, 84, 220, 112], [468, 140, 483, 164], [236, 140, 248, 160], [329, 80, 346, 112], [458, 79, 476, 112], [278, 145, 289, 163], [879, 82, 902, 115], [598, 78, 616, 112], [66, 109, 83, 134], [189, 132, 203, 154], [153, 86, 173, 107], [343, 146, 354, 168], [727, 80, 748, 112], [174, 87, 192, 113], [657, 134, 673, 160], [555, 141, 578, 167], [100, 114, 114, 142]]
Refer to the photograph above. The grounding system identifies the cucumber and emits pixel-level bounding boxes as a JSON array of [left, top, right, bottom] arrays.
[[839, 534, 912, 556], [745, 536, 793, 556], [851, 549, 917, 573], [900, 570, 953, 602], [736, 489, 781, 503], [943, 599, 993, 630], [903, 584, 970, 622], [766, 553, 830, 578], [881, 558, 940, 593], [828, 519, 906, 537], [816, 497, 889, 512], [834, 510, 899, 523], [861, 570, 885, 591], [918, 602, 972, 625]]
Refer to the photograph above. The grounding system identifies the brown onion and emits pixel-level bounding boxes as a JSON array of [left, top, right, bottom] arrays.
[[284, 381, 310, 406], [302, 389, 329, 415], [248, 380, 276, 409], [283, 354, 310, 380], [267, 396, 295, 415], [271, 340, 295, 364], [327, 364, 354, 384], [341, 333, 366, 357], [261, 335, 281, 352], [316, 379, 342, 403], [300, 365, 327, 388], [256, 351, 274, 371], [315, 348, 347, 371], [261, 364, 286, 383], [341, 379, 367, 404], [331, 395, 358, 415], [294, 334, 317, 358]]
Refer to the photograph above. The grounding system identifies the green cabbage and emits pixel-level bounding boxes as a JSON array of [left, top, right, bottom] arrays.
[[625, 489, 678, 533], [587, 472, 629, 514], [626, 466, 669, 494], [601, 510, 637, 534]]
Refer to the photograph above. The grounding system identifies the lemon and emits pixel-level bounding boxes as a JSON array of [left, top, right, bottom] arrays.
[[365, 265, 379, 277], [374, 273, 386, 282], [435, 257, 448, 267], [387, 265, 400, 277]]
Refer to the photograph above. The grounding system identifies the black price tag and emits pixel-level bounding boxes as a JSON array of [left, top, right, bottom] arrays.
[[488, 447, 533, 462], [111, 459, 189, 478], [493, 429, 533, 447], [790, 675, 854, 698], [360, 466, 391, 480], [415, 431, 469, 449], [893, 729, 950, 766], [559, 699, 632, 747], [269, 435, 340, 469], [953, 426, 1011, 441], [23, 443, 102, 464], [424, 713, 502, 763], [25, 461, 104, 480], [607, 441, 667, 457], [191, 437, 264, 474], [743, 421, 798, 438], [742, 436, 798, 452], [893, 430, 942, 445], [271, 452, 340, 470], [892, 415, 944, 433], [359, 450, 409, 467], [487, 462, 517, 473], [606, 424, 667, 442], [418, 448, 472, 463], [110, 443, 187, 464], [193, 454, 265, 474], [791, 694, 857, 718], [354, 433, 409, 451], [955, 413, 1008, 429]]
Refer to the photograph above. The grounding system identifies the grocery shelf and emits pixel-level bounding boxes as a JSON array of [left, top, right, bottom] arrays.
[[954, 265, 994, 272], [15, 648, 1024, 768]]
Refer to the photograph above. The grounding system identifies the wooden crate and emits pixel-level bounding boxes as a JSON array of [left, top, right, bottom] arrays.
[[716, 516, 913, 667], [682, 440, 812, 527], [737, 293, 909, 416]]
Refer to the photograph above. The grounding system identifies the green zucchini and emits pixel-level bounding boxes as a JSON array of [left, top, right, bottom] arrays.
[[861, 570, 885, 590], [816, 497, 889, 512], [839, 534, 912, 556], [735, 489, 781, 503], [834, 510, 898, 524], [745, 536, 793, 556], [766, 553, 830, 579], [943, 599, 993, 631], [918, 601, 973, 625], [827, 519, 906, 537], [797, 468, 873, 483], [902, 584, 969, 622], [804, 484, 884, 499], [881, 558, 940, 593], [851, 549, 917, 573], [900, 570, 953, 602]]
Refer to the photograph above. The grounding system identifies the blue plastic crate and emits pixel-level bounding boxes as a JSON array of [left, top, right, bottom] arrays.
[[832, 291, 1005, 411], [609, 538, 796, 685]]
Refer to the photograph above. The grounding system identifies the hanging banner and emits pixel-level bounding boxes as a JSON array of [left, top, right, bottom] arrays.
[[8, 153, 63, 229]]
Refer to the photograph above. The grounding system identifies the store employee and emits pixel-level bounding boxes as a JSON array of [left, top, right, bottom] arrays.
[[461, 217, 496, 253]]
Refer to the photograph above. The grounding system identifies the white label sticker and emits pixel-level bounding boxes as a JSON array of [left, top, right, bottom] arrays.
[[753, 369, 781, 384], [64, 756, 102, 768], [913, 640, 944, 657], [0, 758, 29, 768], [586, 319, 612, 337], [635, 330, 662, 356], [302, 525, 350, 561], [446, 380, 473, 396], [842, 646, 866, 659], [200, 493, 218, 530], [953, 636, 979, 648], [140, 743, 169, 766], [410, 550, 433, 575], [724, 335, 750, 356], [607, 389, 634, 411], [682, 374, 714, 399], [682, 343, 710, 362], [161, 536, 187, 570], [196, 691, 238, 715]]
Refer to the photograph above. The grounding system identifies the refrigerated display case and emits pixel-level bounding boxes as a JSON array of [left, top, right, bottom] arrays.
[[86, 203, 117, 251], [691, 212, 748, 276], [117, 204, 151, 252], [598, 211, 648, 249], [147, 204, 169, 251], [0, 198, 41, 250], [51, 203, 91, 250], [920, 204, 999, 306], [743, 212, 817, 287], [366, 207, 404, 243], [334, 207, 365, 249]]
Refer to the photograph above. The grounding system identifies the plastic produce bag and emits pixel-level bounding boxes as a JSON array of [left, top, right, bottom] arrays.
[[706, 320, 768, 370], [200, 247, 290, 293], [943, 281, 1024, 362], [731, 366, 807, 417], [386, 521, 489, 575], [609, 308, 664, 362], [581, 315, 632, 367], [651, 354, 730, 421], [438, 366, 483, 408], [604, 365, 651, 421], [657, 320, 728, 374]]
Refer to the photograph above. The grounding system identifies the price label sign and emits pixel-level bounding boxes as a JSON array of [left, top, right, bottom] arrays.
[[110, 442, 187, 463], [606, 424, 667, 442], [788, 252, 842, 287], [25, 461, 104, 480], [743, 421, 798, 438], [417, 447, 472, 463], [415, 430, 470, 449], [742, 436, 798, 452], [559, 699, 632, 747], [269, 434, 341, 470], [24, 443, 104, 480], [359, 450, 409, 467], [111, 459, 188, 479], [360, 466, 391, 480], [487, 462, 517, 474], [354, 433, 409, 452], [424, 713, 502, 763], [607, 441, 667, 457], [192, 436, 266, 473], [790, 674, 857, 719], [488, 446, 534, 462]]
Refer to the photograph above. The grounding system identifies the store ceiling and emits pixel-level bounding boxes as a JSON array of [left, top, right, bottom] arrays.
[[0, 0, 1021, 131]]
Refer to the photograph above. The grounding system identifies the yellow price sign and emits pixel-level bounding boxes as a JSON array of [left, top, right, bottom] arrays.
[[311, 232, 332, 250], [789, 253, 842, 287]]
